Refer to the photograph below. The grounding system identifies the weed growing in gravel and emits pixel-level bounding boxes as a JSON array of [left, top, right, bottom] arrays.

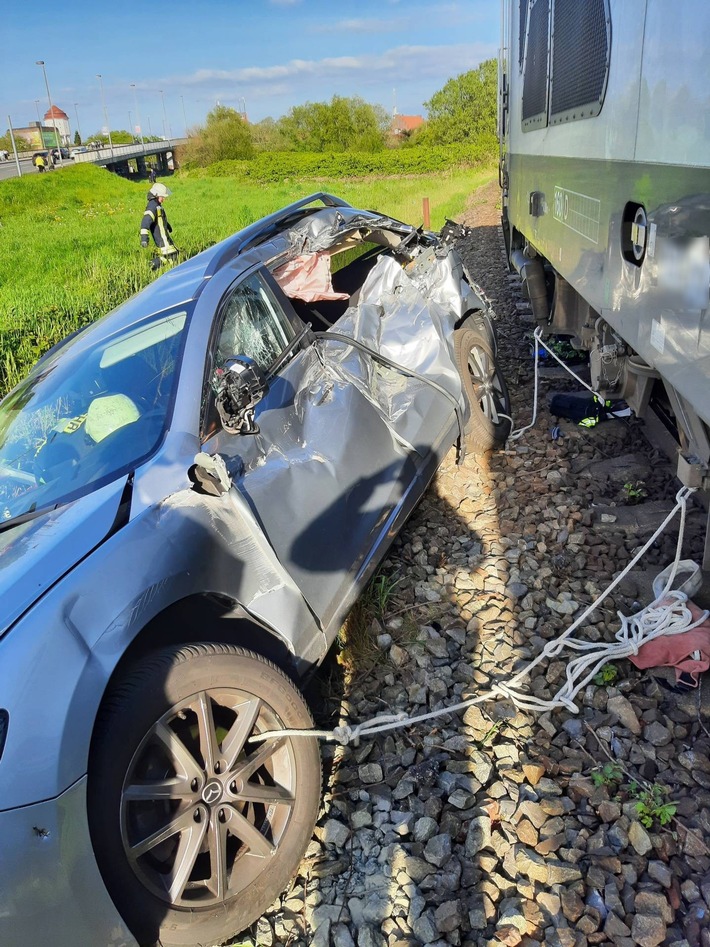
[[630, 782, 677, 828], [480, 719, 505, 745], [362, 572, 401, 619], [591, 762, 624, 787], [592, 663, 619, 687], [336, 570, 400, 681], [622, 480, 648, 504], [336, 571, 426, 684], [336, 608, 380, 682]]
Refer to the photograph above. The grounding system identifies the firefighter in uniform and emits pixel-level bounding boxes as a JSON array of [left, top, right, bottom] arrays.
[[140, 182, 177, 269]]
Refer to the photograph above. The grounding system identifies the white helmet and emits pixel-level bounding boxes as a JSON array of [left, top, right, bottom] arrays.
[[149, 183, 172, 199]]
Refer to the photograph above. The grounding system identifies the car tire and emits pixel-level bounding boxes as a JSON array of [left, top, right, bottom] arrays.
[[462, 308, 498, 356], [454, 319, 511, 452], [88, 643, 321, 947]]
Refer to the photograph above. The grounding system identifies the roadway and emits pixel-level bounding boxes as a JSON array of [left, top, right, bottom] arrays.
[[0, 158, 53, 181]]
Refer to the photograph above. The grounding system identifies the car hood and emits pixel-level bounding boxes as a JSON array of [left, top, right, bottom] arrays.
[[0, 477, 128, 639]]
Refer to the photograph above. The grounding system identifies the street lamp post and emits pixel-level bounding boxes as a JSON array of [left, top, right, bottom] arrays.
[[73, 102, 82, 143], [34, 99, 43, 149], [130, 83, 146, 153], [180, 95, 188, 137], [159, 89, 169, 140], [96, 74, 115, 158], [35, 60, 63, 164], [128, 110, 133, 137], [7, 117, 23, 177]]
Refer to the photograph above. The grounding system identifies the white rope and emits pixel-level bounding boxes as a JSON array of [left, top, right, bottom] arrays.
[[507, 326, 605, 441], [250, 486, 704, 745]]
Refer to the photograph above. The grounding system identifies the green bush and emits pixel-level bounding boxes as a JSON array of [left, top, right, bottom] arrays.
[[182, 143, 496, 184]]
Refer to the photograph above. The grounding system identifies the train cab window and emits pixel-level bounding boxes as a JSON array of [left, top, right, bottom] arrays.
[[549, 0, 611, 125], [521, 0, 611, 132], [522, 0, 550, 130]]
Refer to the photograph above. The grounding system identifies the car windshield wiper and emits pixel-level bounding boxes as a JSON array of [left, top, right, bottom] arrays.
[[0, 504, 56, 535]]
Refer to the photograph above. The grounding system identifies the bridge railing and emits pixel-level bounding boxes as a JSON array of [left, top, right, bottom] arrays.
[[72, 140, 187, 164]]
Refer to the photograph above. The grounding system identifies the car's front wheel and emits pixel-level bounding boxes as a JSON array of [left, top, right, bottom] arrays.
[[454, 318, 511, 452], [88, 643, 321, 947]]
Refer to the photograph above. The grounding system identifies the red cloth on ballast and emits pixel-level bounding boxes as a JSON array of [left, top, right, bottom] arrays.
[[628, 600, 710, 687]]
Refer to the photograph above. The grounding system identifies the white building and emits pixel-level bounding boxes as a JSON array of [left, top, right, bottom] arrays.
[[44, 105, 70, 145]]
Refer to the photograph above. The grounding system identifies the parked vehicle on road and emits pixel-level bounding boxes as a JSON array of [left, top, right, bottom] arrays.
[[0, 193, 508, 947], [70, 145, 88, 157]]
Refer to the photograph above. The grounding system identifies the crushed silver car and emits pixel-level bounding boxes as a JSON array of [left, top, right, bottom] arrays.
[[0, 194, 509, 947]]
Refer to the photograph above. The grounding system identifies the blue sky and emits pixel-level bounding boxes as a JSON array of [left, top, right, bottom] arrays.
[[1, 0, 498, 139]]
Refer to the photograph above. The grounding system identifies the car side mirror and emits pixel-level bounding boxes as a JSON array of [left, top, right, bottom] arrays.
[[214, 356, 269, 435]]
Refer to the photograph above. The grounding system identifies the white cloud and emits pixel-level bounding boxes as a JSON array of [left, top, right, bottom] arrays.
[[182, 43, 496, 89], [312, 16, 410, 35], [159, 41, 497, 120]]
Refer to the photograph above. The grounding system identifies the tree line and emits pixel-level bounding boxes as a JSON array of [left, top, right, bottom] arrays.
[[182, 59, 497, 167]]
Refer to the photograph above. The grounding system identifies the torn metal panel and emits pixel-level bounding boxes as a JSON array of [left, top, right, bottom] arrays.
[[204, 249, 466, 627], [410, 246, 488, 321], [337, 253, 462, 386], [318, 253, 465, 449], [287, 206, 413, 254], [204, 340, 415, 626]]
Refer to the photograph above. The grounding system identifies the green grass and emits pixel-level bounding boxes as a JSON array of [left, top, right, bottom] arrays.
[[0, 161, 495, 394]]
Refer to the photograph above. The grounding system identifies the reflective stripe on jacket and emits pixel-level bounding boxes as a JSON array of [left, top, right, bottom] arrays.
[[140, 198, 175, 252]]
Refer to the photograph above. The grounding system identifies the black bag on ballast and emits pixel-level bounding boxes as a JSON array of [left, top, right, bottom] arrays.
[[548, 391, 629, 425]]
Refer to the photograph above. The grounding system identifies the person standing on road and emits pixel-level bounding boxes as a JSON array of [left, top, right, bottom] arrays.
[[139, 182, 177, 270], [34, 154, 46, 173]]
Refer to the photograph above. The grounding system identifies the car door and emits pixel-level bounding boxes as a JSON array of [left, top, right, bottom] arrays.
[[200, 266, 421, 627]]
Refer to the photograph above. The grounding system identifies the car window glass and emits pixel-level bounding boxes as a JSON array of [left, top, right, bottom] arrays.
[[216, 271, 294, 372], [0, 309, 188, 523], [201, 272, 296, 440]]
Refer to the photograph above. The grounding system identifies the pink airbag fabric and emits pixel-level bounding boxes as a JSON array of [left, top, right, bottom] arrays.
[[273, 253, 349, 303]]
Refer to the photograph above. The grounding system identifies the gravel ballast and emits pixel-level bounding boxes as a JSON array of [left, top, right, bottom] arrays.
[[249, 182, 710, 947]]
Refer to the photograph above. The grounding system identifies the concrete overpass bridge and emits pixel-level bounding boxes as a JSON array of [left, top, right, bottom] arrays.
[[72, 139, 187, 177], [0, 138, 187, 181]]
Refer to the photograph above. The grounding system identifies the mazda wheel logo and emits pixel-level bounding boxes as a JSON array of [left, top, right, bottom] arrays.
[[202, 780, 223, 805]]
